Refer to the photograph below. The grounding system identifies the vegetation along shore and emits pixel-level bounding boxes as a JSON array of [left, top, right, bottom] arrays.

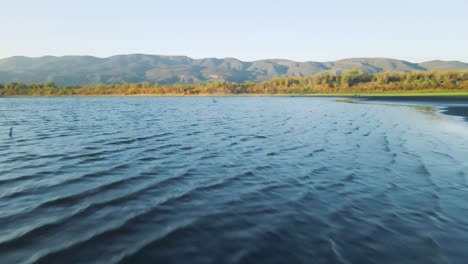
[[1, 70, 467, 97]]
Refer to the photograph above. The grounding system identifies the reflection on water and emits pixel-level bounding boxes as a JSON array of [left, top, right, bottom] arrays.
[[0, 97, 467, 264]]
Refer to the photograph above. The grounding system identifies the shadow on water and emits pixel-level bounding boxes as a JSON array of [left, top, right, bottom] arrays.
[[361, 96, 468, 122], [336, 98, 443, 120], [337, 96, 468, 122], [441, 106, 468, 122]]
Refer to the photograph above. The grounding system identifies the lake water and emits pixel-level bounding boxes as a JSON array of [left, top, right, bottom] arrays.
[[0, 97, 467, 264]]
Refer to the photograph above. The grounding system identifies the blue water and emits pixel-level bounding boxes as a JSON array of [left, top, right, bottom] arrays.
[[0, 97, 467, 264]]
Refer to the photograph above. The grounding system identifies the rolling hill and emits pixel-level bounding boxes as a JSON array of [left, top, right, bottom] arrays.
[[0, 54, 467, 85]]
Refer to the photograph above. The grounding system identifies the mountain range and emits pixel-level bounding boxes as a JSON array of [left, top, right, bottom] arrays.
[[0, 55, 467, 85]]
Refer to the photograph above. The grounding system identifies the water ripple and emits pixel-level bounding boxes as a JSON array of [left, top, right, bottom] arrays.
[[0, 97, 467, 264]]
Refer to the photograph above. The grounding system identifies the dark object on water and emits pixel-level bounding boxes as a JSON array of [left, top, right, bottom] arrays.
[[213, 99, 217, 103], [9, 127, 13, 137]]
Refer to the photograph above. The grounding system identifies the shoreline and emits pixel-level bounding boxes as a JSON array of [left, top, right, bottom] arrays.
[[2, 92, 468, 98]]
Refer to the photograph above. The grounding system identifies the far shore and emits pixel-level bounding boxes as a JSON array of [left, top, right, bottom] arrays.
[[2, 91, 468, 98]]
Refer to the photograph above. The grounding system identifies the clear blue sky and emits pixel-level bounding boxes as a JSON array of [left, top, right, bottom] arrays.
[[2, 0, 467, 62]]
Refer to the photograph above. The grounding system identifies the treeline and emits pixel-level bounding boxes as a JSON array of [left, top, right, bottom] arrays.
[[1, 69, 468, 96]]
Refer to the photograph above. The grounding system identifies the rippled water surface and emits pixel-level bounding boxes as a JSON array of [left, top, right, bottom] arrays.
[[1, 97, 468, 264]]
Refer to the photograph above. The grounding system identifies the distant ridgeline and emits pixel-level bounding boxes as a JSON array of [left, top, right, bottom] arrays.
[[1, 70, 468, 96]]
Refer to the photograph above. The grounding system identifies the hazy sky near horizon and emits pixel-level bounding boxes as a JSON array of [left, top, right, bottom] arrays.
[[1, 0, 467, 62]]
